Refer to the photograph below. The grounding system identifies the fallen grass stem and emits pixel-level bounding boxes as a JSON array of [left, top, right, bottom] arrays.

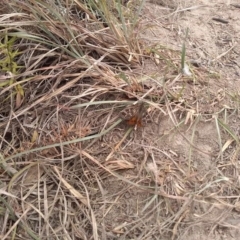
[[0, 196, 40, 240], [5, 119, 123, 162]]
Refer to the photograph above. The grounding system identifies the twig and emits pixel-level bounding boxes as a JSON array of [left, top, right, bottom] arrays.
[[212, 17, 229, 24], [212, 42, 236, 62], [231, 4, 240, 8]]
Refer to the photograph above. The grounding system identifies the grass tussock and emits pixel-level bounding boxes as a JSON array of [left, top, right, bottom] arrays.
[[1, 0, 240, 239]]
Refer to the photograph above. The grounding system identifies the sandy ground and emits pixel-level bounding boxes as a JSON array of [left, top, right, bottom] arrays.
[[141, 1, 240, 239]]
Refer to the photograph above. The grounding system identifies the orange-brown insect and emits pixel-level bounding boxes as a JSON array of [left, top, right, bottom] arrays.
[[126, 102, 145, 130], [127, 116, 143, 127]]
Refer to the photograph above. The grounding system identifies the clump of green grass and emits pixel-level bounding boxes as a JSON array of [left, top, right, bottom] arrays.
[[0, 33, 24, 108]]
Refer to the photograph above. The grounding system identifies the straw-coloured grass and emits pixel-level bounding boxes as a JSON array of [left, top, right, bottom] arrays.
[[1, 0, 240, 239]]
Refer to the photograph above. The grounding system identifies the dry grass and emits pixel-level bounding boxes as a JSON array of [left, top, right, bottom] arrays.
[[0, 0, 240, 239]]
